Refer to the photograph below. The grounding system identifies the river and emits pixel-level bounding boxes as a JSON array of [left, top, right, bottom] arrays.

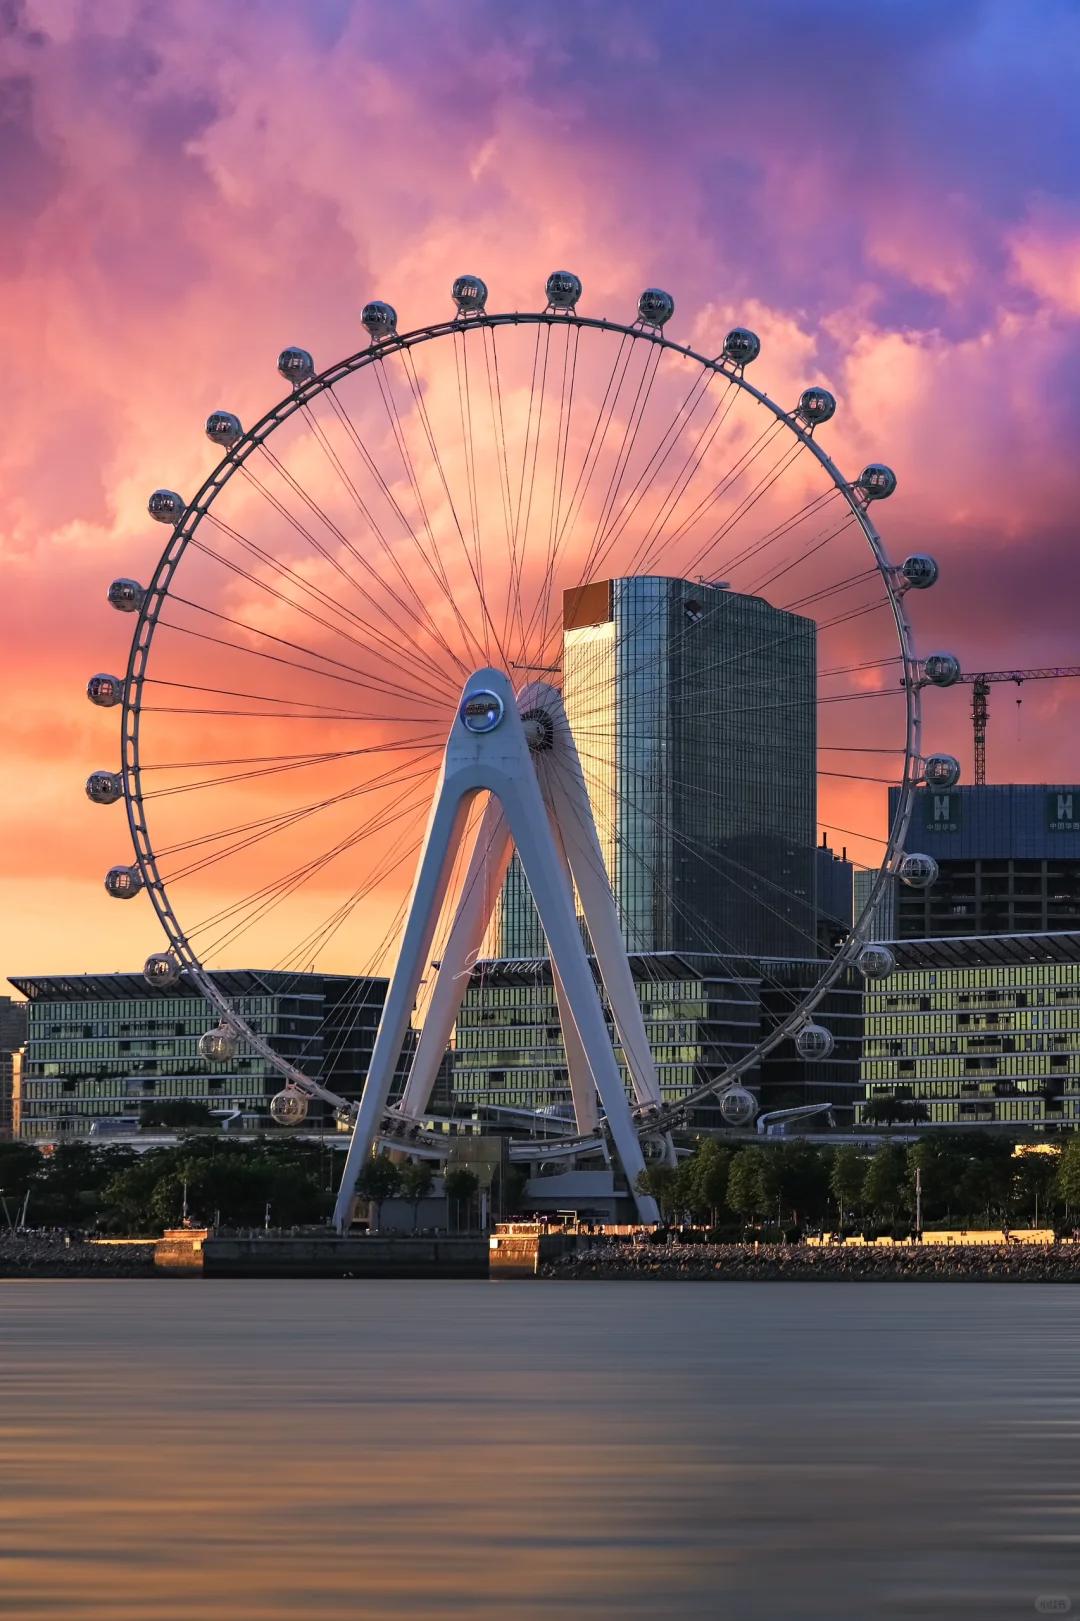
[[1, 1280, 1077, 1619]]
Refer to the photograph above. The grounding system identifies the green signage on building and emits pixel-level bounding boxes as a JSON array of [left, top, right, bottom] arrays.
[[922, 791, 961, 834], [1047, 790, 1080, 833]]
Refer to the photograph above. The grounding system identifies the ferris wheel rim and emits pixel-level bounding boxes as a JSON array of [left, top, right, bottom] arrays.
[[115, 301, 924, 1133]]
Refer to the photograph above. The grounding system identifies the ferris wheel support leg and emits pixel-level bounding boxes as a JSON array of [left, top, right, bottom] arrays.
[[550, 953, 601, 1136], [398, 799, 514, 1121], [535, 714, 663, 1113], [332, 782, 474, 1232]]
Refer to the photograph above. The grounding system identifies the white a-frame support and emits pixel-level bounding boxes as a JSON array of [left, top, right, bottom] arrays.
[[332, 668, 662, 1231]]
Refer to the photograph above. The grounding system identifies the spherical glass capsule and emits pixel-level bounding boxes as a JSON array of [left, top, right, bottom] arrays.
[[922, 652, 961, 688], [277, 346, 315, 387], [148, 489, 185, 525], [923, 753, 961, 789], [104, 864, 143, 900], [723, 327, 761, 366], [719, 1085, 758, 1125], [107, 578, 144, 614], [900, 554, 938, 590], [797, 386, 835, 426], [205, 411, 243, 447], [87, 673, 123, 708], [270, 1087, 309, 1126], [637, 287, 674, 327], [361, 300, 397, 340], [899, 853, 939, 889], [143, 952, 181, 988], [198, 1023, 238, 1062], [857, 943, 896, 980], [857, 463, 897, 501], [795, 1022, 835, 1061], [545, 270, 582, 310], [451, 275, 488, 314], [85, 770, 123, 805]]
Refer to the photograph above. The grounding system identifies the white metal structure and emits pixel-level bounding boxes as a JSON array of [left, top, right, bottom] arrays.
[[84, 270, 958, 1221]]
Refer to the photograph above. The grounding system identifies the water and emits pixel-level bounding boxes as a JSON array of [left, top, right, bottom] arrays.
[[1, 1281, 1077, 1619]]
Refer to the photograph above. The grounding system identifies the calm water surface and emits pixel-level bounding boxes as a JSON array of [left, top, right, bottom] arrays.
[[1, 1280, 1078, 1619]]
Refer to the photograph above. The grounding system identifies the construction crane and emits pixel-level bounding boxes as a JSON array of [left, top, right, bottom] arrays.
[[954, 667, 1080, 785]]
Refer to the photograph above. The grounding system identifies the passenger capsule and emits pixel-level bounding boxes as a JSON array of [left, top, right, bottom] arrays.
[[899, 853, 939, 889], [361, 300, 397, 340], [205, 411, 243, 447], [795, 1022, 835, 1061], [723, 327, 761, 366], [198, 1022, 238, 1062], [900, 554, 938, 590], [545, 270, 582, 310], [87, 673, 124, 708], [857, 943, 896, 980], [107, 578, 144, 614], [104, 864, 142, 900], [719, 1084, 758, 1125], [270, 1087, 309, 1126], [923, 753, 961, 789], [148, 489, 185, 525], [277, 346, 315, 387], [144, 952, 181, 988], [85, 770, 123, 805], [796, 386, 835, 426], [922, 652, 961, 688], [451, 275, 488, 314], [637, 287, 674, 328], [857, 463, 897, 501]]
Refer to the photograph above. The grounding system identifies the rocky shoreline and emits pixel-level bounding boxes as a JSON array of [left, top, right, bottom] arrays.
[[0, 1234, 157, 1278], [542, 1240, 1080, 1283]]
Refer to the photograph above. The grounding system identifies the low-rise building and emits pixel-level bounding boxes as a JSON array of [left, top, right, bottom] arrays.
[[8, 970, 408, 1142], [858, 930, 1080, 1129]]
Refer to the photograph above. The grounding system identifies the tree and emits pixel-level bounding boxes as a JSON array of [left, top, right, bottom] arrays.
[[399, 1160, 435, 1231], [691, 1140, 732, 1226], [635, 1163, 678, 1222], [861, 1145, 906, 1225], [0, 1142, 41, 1221], [1054, 1136, 1080, 1222], [1011, 1149, 1059, 1228], [829, 1146, 865, 1229], [354, 1154, 402, 1231], [726, 1148, 766, 1230], [444, 1167, 480, 1232]]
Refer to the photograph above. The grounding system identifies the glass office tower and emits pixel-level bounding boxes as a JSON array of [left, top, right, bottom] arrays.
[[497, 576, 818, 959]]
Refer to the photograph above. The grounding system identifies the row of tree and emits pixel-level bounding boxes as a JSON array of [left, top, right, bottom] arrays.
[[638, 1134, 1080, 1235], [0, 1138, 481, 1234]]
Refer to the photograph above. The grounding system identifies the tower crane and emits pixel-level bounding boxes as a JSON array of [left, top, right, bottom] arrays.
[[954, 667, 1080, 785]]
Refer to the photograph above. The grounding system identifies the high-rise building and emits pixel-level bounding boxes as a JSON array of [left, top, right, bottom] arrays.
[[498, 576, 819, 959], [889, 785, 1080, 938], [8, 971, 412, 1142], [858, 930, 1080, 1129]]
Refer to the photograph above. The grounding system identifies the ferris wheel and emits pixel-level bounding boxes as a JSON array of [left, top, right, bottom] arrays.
[[86, 270, 960, 1226]]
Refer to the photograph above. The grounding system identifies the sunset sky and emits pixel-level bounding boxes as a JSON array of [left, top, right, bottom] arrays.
[[4, 0, 1079, 985]]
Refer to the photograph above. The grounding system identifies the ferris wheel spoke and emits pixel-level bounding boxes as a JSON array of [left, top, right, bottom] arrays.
[[575, 340, 664, 594], [154, 753, 439, 863], [142, 678, 444, 721], [451, 331, 493, 666], [373, 354, 489, 671], [583, 365, 735, 590], [397, 340, 512, 671], [193, 522, 454, 693], [140, 741, 442, 800]]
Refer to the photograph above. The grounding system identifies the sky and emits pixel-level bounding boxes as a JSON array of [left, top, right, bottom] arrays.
[[3, 0, 1080, 984]]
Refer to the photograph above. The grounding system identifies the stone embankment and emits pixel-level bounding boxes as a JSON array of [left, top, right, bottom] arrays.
[[0, 1234, 156, 1278], [543, 1240, 1080, 1283]]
